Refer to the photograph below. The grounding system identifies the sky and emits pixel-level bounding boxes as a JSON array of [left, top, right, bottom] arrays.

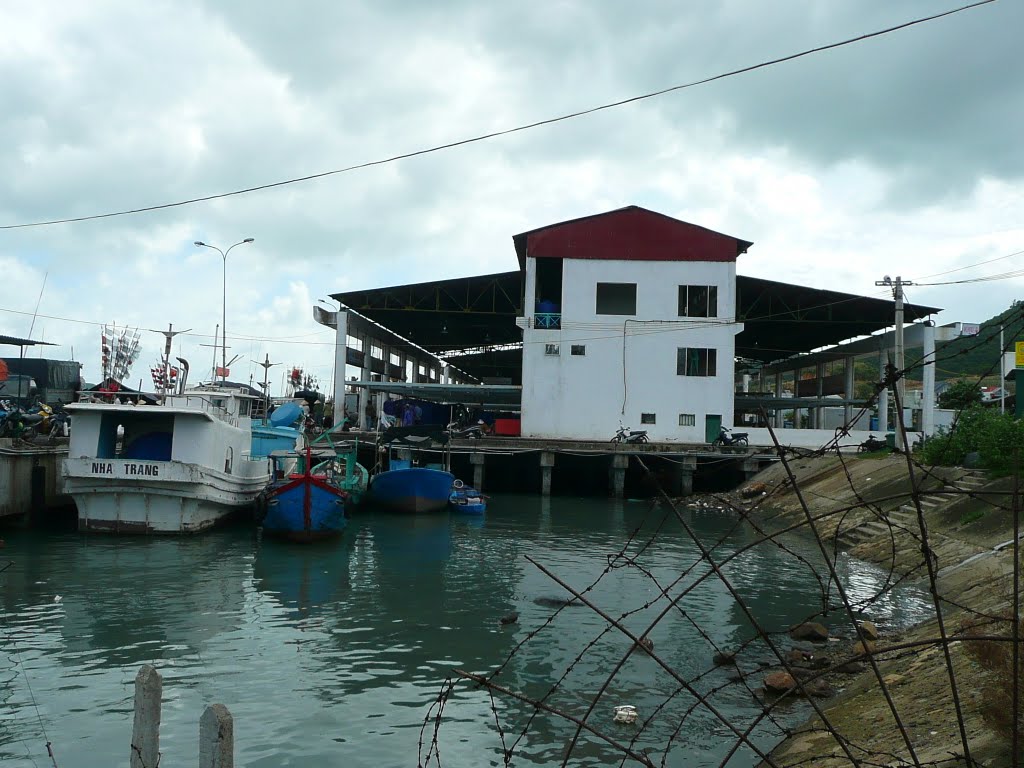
[[1, 0, 1021, 395]]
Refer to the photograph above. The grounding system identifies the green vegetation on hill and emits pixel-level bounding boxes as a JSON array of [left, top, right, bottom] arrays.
[[934, 301, 1024, 382]]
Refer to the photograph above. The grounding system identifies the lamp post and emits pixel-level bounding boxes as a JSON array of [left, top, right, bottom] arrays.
[[194, 238, 254, 383]]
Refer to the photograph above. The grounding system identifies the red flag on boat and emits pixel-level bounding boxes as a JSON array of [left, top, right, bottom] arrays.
[[0, 359, 7, 382], [216, 366, 230, 378]]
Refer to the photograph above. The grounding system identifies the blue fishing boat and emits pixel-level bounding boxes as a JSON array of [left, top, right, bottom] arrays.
[[449, 479, 486, 514], [366, 426, 454, 513], [259, 446, 348, 541], [250, 401, 304, 458]]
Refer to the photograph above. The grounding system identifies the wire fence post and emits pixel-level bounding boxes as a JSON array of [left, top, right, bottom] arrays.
[[130, 665, 161, 768], [199, 703, 234, 768]]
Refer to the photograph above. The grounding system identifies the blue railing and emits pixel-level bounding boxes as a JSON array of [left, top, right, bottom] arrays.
[[535, 313, 561, 329]]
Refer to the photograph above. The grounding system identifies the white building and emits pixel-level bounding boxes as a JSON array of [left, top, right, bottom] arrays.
[[515, 206, 751, 442]]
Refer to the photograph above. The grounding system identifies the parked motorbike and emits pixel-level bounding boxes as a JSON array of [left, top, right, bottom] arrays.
[[447, 421, 485, 439], [611, 425, 649, 444], [711, 426, 748, 448], [858, 434, 887, 453], [0, 400, 35, 439], [48, 410, 71, 441]]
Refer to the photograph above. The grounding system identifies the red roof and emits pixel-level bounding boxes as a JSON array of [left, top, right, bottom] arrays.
[[512, 206, 752, 268]]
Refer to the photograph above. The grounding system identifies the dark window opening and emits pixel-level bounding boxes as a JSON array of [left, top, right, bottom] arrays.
[[534, 258, 563, 329], [570, 345, 586, 356], [678, 285, 718, 318], [677, 348, 718, 377], [596, 282, 637, 315], [640, 413, 656, 424]]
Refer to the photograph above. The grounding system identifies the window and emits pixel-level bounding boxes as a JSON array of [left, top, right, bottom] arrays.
[[390, 352, 402, 367], [544, 343, 560, 356], [596, 282, 637, 315], [640, 413, 656, 424], [678, 285, 718, 318], [677, 348, 717, 377], [417, 364, 426, 376], [370, 344, 384, 360], [679, 413, 696, 426], [570, 344, 586, 356]]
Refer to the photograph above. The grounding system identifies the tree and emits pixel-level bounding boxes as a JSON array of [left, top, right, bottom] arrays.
[[938, 380, 983, 410]]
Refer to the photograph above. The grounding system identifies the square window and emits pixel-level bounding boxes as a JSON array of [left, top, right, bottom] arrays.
[[640, 413, 656, 424], [596, 282, 637, 315], [544, 343, 560, 356], [570, 344, 586, 356], [679, 413, 696, 426]]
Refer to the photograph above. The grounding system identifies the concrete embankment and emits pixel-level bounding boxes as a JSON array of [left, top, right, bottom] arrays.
[[733, 453, 1017, 767]]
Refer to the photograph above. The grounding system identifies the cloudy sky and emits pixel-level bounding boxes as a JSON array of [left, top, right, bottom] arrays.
[[1, 0, 1020, 393]]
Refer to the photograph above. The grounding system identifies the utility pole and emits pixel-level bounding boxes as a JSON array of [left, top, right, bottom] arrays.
[[875, 275, 914, 451]]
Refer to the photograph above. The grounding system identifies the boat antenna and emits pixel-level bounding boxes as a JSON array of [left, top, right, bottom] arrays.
[[148, 324, 191, 404], [27, 271, 47, 339]]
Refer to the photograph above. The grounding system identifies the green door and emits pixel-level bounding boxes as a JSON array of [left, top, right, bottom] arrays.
[[705, 414, 722, 443]]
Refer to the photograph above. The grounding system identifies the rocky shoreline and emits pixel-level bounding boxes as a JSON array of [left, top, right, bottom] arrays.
[[689, 453, 1018, 767]]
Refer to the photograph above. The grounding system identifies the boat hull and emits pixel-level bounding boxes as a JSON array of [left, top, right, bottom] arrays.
[[63, 457, 269, 534], [449, 485, 486, 514], [368, 468, 454, 513], [261, 475, 347, 541]]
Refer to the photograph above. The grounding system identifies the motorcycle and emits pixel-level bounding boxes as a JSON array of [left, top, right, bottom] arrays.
[[611, 425, 649, 444], [48, 410, 71, 441], [447, 421, 485, 439], [0, 400, 36, 439], [858, 434, 887, 453], [712, 426, 748, 449]]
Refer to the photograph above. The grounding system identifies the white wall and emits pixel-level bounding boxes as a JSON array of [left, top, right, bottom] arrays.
[[520, 258, 740, 441]]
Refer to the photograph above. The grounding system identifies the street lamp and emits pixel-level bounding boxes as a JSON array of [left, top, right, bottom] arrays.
[[194, 238, 254, 383]]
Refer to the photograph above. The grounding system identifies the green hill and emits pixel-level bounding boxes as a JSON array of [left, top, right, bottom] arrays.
[[933, 301, 1024, 382]]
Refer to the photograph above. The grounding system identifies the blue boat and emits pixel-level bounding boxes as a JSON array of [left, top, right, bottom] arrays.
[[251, 401, 304, 457], [260, 447, 348, 541], [366, 426, 454, 513], [449, 480, 486, 514]]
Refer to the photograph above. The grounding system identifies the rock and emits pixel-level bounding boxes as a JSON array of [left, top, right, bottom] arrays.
[[499, 612, 519, 625], [858, 620, 879, 641], [789, 622, 830, 642], [741, 482, 768, 498], [726, 671, 745, 683], [807, 656, 831, 670], [713, 651, 737, 666], [635, 636, 654, 654], [852, 639, 876, 656], [804, 681, 835, 699], [764, 672, 797, 694], [786, 648, 812, 665], [834, 661, 866, 674]]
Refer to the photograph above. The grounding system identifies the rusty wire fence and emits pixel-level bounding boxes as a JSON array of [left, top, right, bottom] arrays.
[[418, 313, 1024, 767]]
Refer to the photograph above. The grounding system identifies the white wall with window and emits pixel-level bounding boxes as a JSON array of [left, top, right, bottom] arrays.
[[519, 257, 741, 441]]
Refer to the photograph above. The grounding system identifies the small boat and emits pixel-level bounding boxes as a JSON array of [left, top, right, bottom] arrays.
[[366, 426, 454, 514], [250, 401, 303, 458], [310, 427, 369, 506], [449, 479, 486, 514], [260, 446, 347, 541]]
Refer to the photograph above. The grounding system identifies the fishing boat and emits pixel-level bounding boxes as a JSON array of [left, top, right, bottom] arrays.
[[449, 479, 486, 514], [310, 426, 368, 505], [62, 385, 271, 534], [366, 426, 454, 513], [250, 400, 304, 458], [259, 446, 348, 541]]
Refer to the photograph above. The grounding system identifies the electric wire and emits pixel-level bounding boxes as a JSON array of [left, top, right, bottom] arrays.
[[0, 0, 995, 231]]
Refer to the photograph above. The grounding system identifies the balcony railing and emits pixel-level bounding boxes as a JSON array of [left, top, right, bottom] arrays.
[[535, 312, 561, 330]]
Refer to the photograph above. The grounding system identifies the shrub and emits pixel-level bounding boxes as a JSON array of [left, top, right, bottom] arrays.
[[921, 407, 1024, 471]]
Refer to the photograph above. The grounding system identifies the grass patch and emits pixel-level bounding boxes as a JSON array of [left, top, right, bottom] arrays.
[[854, 448, 893, 460], [959, 509, 986, 526]]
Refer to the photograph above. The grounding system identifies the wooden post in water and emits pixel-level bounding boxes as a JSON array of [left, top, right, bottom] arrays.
[[540, 451, 555, 496], [470, 452, 485, 490], [200, 703, 234, 768], [130, 665, 162, 768]]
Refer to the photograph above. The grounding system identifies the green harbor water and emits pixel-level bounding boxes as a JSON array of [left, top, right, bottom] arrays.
[[0, 496, 932, 767]]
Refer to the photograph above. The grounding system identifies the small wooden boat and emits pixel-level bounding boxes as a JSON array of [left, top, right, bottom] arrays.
[[449, 479, 486, 514], [260, 446, 347, 541]]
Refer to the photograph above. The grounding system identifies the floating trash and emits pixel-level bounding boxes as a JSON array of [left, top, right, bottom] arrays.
[[613, 705, 638, 724]]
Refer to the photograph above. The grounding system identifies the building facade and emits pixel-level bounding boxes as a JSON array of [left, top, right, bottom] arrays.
[[516, 206, 751, 442]]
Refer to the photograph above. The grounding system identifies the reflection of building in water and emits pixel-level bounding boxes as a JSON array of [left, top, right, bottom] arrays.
[[53, 534, 248, 664]]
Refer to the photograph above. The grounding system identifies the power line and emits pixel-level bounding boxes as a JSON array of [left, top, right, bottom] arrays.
[[0, 0, 995, 231]]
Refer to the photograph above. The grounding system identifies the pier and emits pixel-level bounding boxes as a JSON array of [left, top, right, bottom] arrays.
[[0, 439, 69, 523], [351, 432, 776, 498]]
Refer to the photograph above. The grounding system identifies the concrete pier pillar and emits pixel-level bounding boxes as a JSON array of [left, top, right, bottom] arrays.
[[922, 323, 936, 438], [470, 452, 485, 490], [742, 458, 761, 482], [844, 356, 855, 428], [814, 362, 825, 429], [774, 371, 785, 428], [679, 455, 696, 497], [611, 454, 629, 498], [540, 452, 556, 496]]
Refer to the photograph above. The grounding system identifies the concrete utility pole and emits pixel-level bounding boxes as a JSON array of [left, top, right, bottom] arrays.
[[875, 275, 914, 451]]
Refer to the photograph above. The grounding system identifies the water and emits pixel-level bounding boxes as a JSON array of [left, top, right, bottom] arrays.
[[0, 497, 932, 767]]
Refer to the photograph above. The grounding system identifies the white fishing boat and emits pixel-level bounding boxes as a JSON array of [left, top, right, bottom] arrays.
[[62, 385, 271, 534]]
